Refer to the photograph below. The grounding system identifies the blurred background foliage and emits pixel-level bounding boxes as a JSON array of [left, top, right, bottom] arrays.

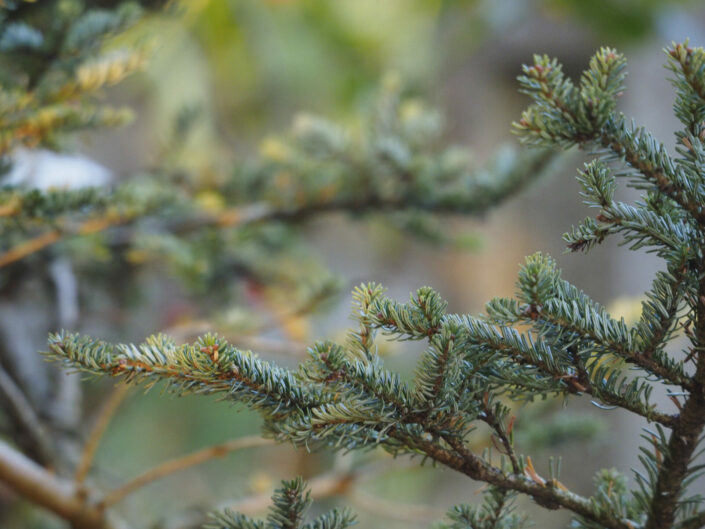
[[2, 0, 705, 528]]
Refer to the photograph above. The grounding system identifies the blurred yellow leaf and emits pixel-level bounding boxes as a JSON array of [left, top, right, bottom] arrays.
[[195, 190, 226, 214], [608, 296, 644, 326]]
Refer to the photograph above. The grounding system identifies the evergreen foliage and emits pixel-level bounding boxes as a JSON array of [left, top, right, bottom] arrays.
[[0, 0, 158, 155], [0, 0, 554, 303], [205, 478, 357, 529], [5, 3, 705, 529], [0, 3, 563, 528], [45, 41, 705, 529]]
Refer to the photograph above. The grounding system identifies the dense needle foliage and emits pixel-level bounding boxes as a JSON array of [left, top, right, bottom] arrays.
[[45, 33, 705, 529], [5, 2, 705, 529]]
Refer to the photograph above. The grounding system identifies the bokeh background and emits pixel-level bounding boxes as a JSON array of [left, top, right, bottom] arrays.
[[8, 1, 705, 527]]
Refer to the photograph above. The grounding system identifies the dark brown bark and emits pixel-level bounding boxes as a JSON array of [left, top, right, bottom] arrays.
[[644, 278, 705, 529]]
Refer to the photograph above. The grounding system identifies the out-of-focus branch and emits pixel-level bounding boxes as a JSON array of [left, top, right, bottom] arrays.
[[0, 366, 55, 465], [75, 383, 130, 485], [46, 257, 83, 472], [159, 456, 429, 529], [102, 435, 273, 508], [0, 216, 127, 268], [0, 149, 555, 270], [0, 439, 114, 529]]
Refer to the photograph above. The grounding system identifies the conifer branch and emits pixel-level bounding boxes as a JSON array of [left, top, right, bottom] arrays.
[[478, 397, 521, 474], [0, 149, 554, 270], [16, 23, 705, 529], [643, 279, 705, 529], [666, 41, 705, 133], [431, 435, 634, 529], [511, 41, 705, 529], [0, 214, 129, 268], [597, 120, 705, 226], [46, 332, 323, 419], [636, 268, 689, 360], [45, 325, 642, 529], [529, 303, 691, 390]]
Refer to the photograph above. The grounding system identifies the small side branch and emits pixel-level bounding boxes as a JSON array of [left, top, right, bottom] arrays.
[[542, 310, 692, 391], [423, 435, 634, 529], [479, 398, 521, 474], [0, 150, 555, 270], [644, 280, 705, 529], [0, 216, 125, 268], [599, 126, 705, 227]]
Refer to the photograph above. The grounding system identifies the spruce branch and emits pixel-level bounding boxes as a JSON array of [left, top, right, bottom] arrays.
[[666, 41, 705, 133], [514, 45, 705, 227], [573, 469, 641, 529], [46, 332, 323, 420], [433, 435, 635, 529], [491, 253, 691, 391], [29, 35, 705, 529], [514, 40, 705, 529], [0, 1, 153, 154], [45, 304, 646, 529], [643, 278, 705, 529], [0, 149, 555, 271], [597, 117, 705, 226], [634, 266, 691, 361]]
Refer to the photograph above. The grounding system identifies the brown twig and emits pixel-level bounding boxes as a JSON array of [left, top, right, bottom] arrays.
[[75, 383, 130, 485], [0, 215, 126, 268], [427, 433, 635, 529], [101, 435, 273, 508], [479, 398, 521, 474]]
